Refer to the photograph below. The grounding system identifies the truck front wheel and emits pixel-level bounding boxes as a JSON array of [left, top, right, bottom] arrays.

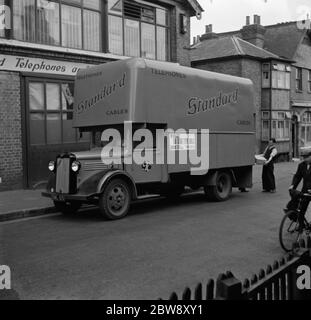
[[204, 171, 232, 202], [99, 179, 131, 220]]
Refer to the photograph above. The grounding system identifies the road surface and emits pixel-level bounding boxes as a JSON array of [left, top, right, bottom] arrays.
[[0, 162, 300, 299]]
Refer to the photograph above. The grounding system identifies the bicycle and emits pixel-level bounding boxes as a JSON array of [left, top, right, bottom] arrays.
[[279, 191, 311, 252]]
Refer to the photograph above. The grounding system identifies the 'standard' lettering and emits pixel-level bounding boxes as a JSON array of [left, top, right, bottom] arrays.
[[76, 73, 126, 114], [187, 89, 239, 115]]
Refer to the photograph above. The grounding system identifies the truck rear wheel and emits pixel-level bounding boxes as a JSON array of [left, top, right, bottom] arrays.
[[204, 171, 232, 201], [54, 201, 81, 215], [99, 179, 131, 220]]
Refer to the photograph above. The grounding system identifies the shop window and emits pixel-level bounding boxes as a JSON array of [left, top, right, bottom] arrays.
[[13, 0, 102, 51], [296, 67, 303, 91], [108, 0, 170, 61], [28, 80, 90, 146], [61, 5, 82, 49], [37, 0, 60, 45], [13, 0, 36, 42], [141, 23, 155, 59], [124, 19, 140, 57], [108, 14, 123, 55]]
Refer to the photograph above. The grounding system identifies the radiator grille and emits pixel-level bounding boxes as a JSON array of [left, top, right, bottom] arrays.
[[55, 158, 70, 194]]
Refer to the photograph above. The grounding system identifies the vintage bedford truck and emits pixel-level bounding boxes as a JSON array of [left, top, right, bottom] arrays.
[[42, 58, 255, 219]]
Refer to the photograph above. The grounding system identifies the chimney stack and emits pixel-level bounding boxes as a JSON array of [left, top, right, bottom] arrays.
[[246, 16, 250, 26], [253, 14, 261, 25], [200, 24, 218, 41], [241, 14, 266, 48]]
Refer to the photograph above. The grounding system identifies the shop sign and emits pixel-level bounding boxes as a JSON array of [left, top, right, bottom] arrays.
[[0, 54, 94, 76]]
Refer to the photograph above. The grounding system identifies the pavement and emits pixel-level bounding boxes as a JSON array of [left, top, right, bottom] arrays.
[[0, 189, 56, 222], [0, 161, 304, 300], [0, 161, 299, 222]]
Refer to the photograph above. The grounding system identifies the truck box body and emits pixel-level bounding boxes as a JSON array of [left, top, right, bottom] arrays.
[[73, 58, 255, 170]]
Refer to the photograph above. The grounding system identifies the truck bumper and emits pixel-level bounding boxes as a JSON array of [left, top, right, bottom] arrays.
[[42, 191, 94, 202]]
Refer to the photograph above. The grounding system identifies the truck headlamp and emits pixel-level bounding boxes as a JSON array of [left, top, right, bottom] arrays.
[[48, 161, 55, 172], [71, 161, 81, 172]]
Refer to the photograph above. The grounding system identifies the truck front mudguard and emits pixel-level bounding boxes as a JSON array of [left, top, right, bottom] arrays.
[[79, 170, 137, 200]]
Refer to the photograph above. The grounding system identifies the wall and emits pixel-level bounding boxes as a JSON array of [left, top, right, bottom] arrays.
[[240, 59, 262, 154], [291, 35, 311, 103], [0, 71, 23, 190], [271, 90, 291, 110], [164, 0, 192, 66], [192, 59, 242, 77]]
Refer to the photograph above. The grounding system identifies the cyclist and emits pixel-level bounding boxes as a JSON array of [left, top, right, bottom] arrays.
[[288, 150, 311, 228]]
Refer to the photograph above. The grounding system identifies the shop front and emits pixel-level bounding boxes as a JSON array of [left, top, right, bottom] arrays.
[[0, 54, 98, 188]]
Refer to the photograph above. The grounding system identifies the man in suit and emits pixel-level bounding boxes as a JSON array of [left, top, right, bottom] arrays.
[[262, 138, 278, 193], [289, 151, 311, 220]]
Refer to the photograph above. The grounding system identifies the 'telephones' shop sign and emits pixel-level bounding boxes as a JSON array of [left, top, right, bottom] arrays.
[[0, 55, 93, 76]]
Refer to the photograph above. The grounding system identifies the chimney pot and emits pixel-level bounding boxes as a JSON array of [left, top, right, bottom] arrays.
[[253, 14, 257, 24], [257, 15, 261, 25], [197, 35, 201, 42], [246, 16, 250, 26]]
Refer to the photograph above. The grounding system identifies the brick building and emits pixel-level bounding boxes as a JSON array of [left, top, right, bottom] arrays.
[[0, 0, 203, 190], [191, 18, 293, 157], [263, 22, 311, 158], [192, 17, 311, 159]]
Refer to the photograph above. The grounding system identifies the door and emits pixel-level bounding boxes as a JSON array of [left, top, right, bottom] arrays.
[[291, 115, 299, 158], [25, 77, 90, 188]]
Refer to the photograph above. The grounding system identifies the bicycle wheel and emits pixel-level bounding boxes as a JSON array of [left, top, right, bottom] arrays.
[[279, 211, 301, 252]]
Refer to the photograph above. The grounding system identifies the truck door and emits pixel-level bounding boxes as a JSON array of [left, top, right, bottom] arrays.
[[124, 127, 168, 183]]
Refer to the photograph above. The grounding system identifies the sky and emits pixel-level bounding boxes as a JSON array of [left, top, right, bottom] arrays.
[[191, 0, 311, 39]]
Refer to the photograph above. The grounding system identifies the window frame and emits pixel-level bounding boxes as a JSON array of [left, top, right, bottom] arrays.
[[12, 0, 103, 52], [300, 112, 311, 147], [261, 111, 291, 142], [107, 0, 171, 61], [27, 77, 90, 146], [296, 67, 303, 92], [308, 69, 311, 93], [262, 63, 271, 88], [271, 63, 290, 90]]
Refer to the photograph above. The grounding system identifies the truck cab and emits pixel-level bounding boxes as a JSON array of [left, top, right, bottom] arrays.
[[43, 58, 255, 219]]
